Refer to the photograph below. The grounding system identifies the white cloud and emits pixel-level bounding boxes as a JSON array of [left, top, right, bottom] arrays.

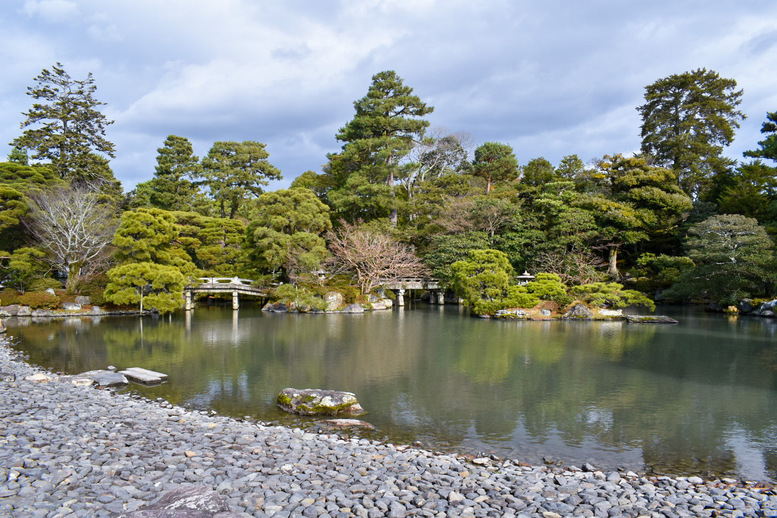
[[3, 0, 777, 188], [22, 0, 79, 22]]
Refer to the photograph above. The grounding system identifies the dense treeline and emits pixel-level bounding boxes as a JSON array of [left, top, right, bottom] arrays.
[[1, 64, 775, 314]]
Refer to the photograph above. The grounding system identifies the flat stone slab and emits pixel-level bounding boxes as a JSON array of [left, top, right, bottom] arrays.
[[118, 367, 168, 384], [318, 418, 376, 431], [116, 485, 248, 517], [277, 388, 364, 416], [625, 315, 679, 324], [72, 369, 129, 387]]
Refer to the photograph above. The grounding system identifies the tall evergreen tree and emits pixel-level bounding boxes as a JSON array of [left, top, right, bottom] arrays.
[[11, 63, 117, 188], [146, 135, 202, 211], [325, 71, 433, 225], [637, 68, 745, 198], [200, 141, 281, 219], [472, 142, 519, 193]]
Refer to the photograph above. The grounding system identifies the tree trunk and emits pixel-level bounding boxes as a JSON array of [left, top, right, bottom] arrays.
[[388, 159, 398, 226], [607, 246, 619, 278], [66, 261, 82, 293]]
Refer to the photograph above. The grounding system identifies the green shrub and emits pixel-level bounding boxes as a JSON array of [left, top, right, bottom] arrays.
[[571, 282, 655, 312], [629, 253, 695, 296], [18, 291, 62, 309], [0, 288, 21, 305], [271, 283, 327, 311], [340, 286, 360, 304], [526, 273, 572, 306], [470, 286, 539, 316], [67, 273, 108, 297], [89, 288, 107, 306], [272, 283, 297, 302], [28, 277, 63, 292]]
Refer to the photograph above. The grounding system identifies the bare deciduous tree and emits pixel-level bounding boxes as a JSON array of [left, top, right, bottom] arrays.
[[531, 248, 606, 286], [24, 187, 118, 290], [326, 221, 428, 294]]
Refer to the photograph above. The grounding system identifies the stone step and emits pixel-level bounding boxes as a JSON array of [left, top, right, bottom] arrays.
[[118, 367, 168, 384]]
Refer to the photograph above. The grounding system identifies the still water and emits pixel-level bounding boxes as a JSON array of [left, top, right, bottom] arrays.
[[5, 304, 777, 482]]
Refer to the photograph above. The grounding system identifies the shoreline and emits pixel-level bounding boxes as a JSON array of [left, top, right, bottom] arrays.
[[1, 338, 775, 517]]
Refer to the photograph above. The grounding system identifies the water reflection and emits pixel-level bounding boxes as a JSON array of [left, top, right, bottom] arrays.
[[6, 306, 777, 482]]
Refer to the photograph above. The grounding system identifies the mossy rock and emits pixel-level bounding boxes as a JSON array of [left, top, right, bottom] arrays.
[[625, 315, 679, 324], [277, 388, 364, 416]]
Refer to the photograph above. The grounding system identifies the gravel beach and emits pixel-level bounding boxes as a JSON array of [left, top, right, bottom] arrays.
[[1, 337, 775, 518]]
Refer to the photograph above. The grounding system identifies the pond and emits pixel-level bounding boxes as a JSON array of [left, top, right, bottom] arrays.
[[5, 304, 777, 482]]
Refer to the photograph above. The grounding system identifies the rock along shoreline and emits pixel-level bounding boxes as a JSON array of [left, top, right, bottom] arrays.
[[1, 338, 775, 518]]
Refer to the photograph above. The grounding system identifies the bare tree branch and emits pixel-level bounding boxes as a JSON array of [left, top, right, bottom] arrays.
[[24, 186, 118, 290], [325, 221, 428, 294]]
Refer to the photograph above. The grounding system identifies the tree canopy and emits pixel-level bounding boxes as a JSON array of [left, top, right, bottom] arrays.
[[3, 66, 777, 313], [200, 140, 281, 219], [324, 70, 433, 225], [472, 142, 519, 193], [245, 188, 332, 281], [638, 68, 745, 198], [665, 214, 774, 304]]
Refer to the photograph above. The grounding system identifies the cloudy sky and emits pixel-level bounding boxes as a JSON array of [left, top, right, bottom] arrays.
[[1, 0, 776, 191]]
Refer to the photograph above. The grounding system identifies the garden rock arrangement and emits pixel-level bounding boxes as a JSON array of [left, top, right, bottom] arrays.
[[707, 299, 777, 317], [0, 303, 105, 317], [1, 339, 776, 518], [262, 290, 394, 314]]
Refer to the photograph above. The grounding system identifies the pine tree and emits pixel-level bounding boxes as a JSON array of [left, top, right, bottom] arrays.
[[325, 71, 433, 224], [11, 63, 116, 187], [638, 68, 744, 198], [146, 135, 202, 211]]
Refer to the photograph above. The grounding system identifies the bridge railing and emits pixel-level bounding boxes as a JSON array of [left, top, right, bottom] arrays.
[[197, 277, 255, 286]]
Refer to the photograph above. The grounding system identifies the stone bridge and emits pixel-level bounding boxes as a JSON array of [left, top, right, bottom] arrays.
[[185, 276, 447, 310], [184, 277, 268, 310], [379, 277, 445, 306]]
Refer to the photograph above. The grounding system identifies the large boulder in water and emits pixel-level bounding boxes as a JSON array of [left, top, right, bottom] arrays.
[[562, 303, 593, 320], [339, 303, 364, 314], [738, 299, 755, 314], [262, 301, 289, 313], [324, 291, 344, 311], [277, 388, 364, 416], [0, 305, 20, 317]]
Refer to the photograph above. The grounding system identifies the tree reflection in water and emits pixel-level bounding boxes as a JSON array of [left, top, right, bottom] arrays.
[[6, 305, 777, 482]]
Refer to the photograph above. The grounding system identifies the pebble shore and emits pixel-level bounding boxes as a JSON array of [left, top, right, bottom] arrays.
[[1, 338, 775, 518]]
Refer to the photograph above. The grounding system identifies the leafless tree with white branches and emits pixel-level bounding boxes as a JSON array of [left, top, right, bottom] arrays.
[[24, 186, 118, 290]]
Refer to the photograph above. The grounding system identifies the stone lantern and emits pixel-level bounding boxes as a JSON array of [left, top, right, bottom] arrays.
[[516, 271, 535, 286]]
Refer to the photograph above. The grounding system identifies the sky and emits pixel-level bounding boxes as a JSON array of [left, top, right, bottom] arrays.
[[1, 0, 776, 192]]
